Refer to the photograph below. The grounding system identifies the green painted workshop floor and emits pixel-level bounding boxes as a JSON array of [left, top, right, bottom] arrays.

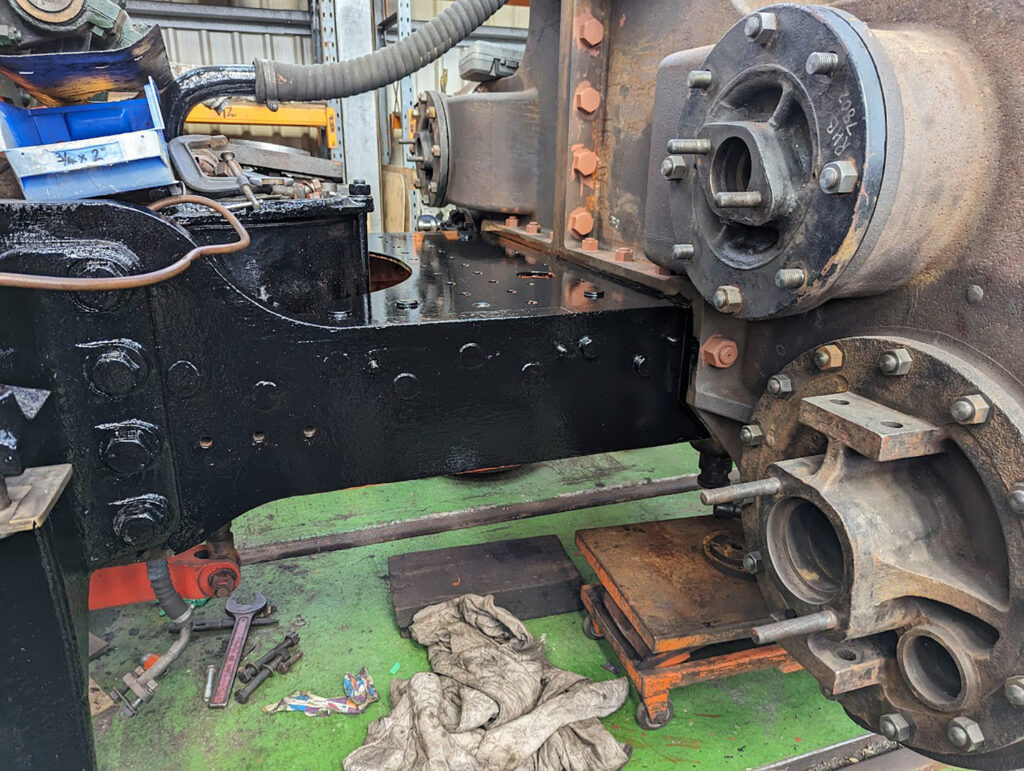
[[90, 443, 867, 769]]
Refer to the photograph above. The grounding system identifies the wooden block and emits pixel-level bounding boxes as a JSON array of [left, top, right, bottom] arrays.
[[388, 535, 583, 630]]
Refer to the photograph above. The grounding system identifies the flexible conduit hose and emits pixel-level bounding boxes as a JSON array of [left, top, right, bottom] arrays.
[[254, 0, 510, 106]]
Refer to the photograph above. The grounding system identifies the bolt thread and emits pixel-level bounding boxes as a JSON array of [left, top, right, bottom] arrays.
[[700, 477, 781, 505], [775, 269, 805, 288], [687, 70, 712, 88], [715, 191, 762, 208], [806, 51, 839, 75], [667, 138, 711, 154], [751, 609, 838, 645]]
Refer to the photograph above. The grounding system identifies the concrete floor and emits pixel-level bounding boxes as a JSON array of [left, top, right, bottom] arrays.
[[90, 443, 868, 769]]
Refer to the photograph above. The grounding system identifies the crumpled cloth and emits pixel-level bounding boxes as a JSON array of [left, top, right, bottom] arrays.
[[344, 594, 630, 771], [264, 668, 379, 716]]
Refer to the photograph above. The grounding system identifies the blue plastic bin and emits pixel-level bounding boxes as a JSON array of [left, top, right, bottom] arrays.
[[0, 78, 174, 201]]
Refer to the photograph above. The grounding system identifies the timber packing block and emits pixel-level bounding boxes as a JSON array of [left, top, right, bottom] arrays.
[[387, 535, 583, 631]]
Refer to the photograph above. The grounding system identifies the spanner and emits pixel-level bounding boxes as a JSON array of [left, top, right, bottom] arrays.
[[208, 591, 267, 708]]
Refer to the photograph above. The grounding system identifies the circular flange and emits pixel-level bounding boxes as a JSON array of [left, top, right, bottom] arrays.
[[738, 335, 1024, 767], [11, 0, 85, 25], [670, 5, 885, 319], [410, 90, 450, 207]]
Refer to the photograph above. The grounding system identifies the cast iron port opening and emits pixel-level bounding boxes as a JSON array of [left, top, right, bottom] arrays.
[[767, 497, 845, 604]]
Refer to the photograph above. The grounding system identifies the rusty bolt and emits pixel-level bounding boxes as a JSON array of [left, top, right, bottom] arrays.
[[568, 207, 595, 238], [700, 335, 739, 368], [576, 12, 604, 47], [740, 424, 764, 447], [814, 344, 844, 371], [950, 393, 990, 425], [744, 11, 777, 44], [1005, 676, 1024, 707], [573, 147, 599, 177], [879, 713, 913, 743], [426, 106, 437, 119], [712, 285, 742, 314], [504, 216, 519, 228], [614, 247, 634, 262], [743, 550, 764, 574], [947, 717, 984, 752], [687, 70, 713, 89], [767, 373, 793, 396], [661, 155, 687, 180], [208, 568, 237, 599], [525, 221, 541, 234], [820, 160, 859, 193], [879, 348, 913, 376], [581, 237, 599, 252], [574, 85, 601, 114]]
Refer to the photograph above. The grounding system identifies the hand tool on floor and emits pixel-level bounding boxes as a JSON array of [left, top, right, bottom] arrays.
[[234, 633, 302, 704], [170, 615, 279, 633], [208, 591, 267, 709]]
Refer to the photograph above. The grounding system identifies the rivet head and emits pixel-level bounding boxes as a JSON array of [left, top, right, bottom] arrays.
[[878, 348, 912, 376], [947, 717, 984, 752], [740, 424, 763, 447], [879, 713, 913, 743], [965, 284, 984, 304], [767, 374, 793, 396], [712, 285, 742, 314], [743, 550, 764, 574], [1005, 676, 1024, 707], [950, 393, 990, 425]]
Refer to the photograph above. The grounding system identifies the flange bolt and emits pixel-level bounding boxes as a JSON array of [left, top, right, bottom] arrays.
[[775, 268, 805, 289], [672, 243, 695, 261], [712, 285, 742, 314], [687, 70, 713, 89], [667, 138, 711, 155], [806, 51, 839, 76], [767, 374, 793, 396], [950, 394, 990, 425], [947, 717, 984, 752], [1005, 676, 1024, 707], [878, 348, 913, 376], [879, 713, 913, 743], [820, 161, 859, 193], [743, 550, 764, 574], [739, 424, 764, 447], [744, 12, 777, 43], [1007, 484, 1024, 515], [661, 155, 687, 180]]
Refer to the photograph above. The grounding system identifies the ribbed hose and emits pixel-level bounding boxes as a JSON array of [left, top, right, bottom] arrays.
[[254, 0, 509, 106], [146, 558, 191, 625]]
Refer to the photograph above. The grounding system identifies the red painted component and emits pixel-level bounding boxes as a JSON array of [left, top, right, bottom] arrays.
[[88, 544, 240, 610]]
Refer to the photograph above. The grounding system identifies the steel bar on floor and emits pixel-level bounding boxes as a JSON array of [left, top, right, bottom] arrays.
[[238, 473, 701, 565]]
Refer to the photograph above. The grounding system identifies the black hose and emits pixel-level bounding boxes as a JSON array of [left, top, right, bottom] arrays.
[[253, 0, 510, 106], [146, 558, 191, 624], [162, 65, 257, 139]]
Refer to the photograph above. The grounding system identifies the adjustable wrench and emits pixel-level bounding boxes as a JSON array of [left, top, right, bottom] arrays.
[[208, 591, 267, 708]]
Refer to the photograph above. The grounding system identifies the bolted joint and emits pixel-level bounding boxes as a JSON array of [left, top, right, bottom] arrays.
[[744, 11, 777, 44], [774, 268, 806, 289], [574, 85, 601, 114], [1005, 676, 1024, 707], [879, 713, 914, 743], [947, 717, 984, 752], [89, 347, 145, 397], [661, 155, 687, 180], [767, 373, 793, 397], [950, 393, 991, 425], [568, 207, 595, 238], [687, 70, 713, 89], [576, 12, 604, 47], [814, 344, 844, 371], [820, 160, 859, 193], [712, 285, 743, 314], [805, 51, 840, 76], [700, 334, 739, 368], [743, 550, 764, 574], [739, 423, 764, 447], [878, 348, 913, 376], [572, 147, 599, 177], [112, 495, 169, 546]]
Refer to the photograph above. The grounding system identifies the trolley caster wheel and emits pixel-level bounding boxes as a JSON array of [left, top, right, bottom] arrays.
[[636, 700, 673, 730], [582, 615, 603, 640]]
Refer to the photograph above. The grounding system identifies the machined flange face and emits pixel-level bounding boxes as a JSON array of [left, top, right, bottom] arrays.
[[738, 335, 1024, 767], [10, 0, 85, 26], [410, 90, 450, 207], [669, 5, 885, 319]]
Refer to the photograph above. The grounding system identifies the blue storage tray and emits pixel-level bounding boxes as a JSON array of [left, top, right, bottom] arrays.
[[0, 78, 175, 201]]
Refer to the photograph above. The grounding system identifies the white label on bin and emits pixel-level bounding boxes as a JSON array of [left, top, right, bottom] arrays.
[[51, 141, 125, 168]]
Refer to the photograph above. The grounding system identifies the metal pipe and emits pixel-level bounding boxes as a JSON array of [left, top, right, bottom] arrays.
[[751, 609, 838, 645], [238, 473, 701, 565], [700, 477, 781, 506]]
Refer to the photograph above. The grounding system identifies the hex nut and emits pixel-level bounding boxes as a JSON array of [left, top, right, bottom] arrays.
[[568, 207, 595, 238], [743, 550, 764, 574], [700, 335, 739, 368], [947, 717, 984, 752], [820, 160, 859, 193], [950, 393, 991, 425], [712, 285, 742, 314], [581, 237, 598, 252], [1005, 676, 1024, 707], [574, 85, 601, 114], [814, 344, 844, 371], [661, 154, 687, 180], [767, 373, 793, 396], [614, 247, 634, 262], [740, 424, 764, 447], [879, 348, 913, 376], [525, 221, 541, 234], [576, 12, 604, 47], [572, 147, 599, 177], [744, 11, 777, 44], [879, 713, 913, 743], [504, 216, 519, 228]]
